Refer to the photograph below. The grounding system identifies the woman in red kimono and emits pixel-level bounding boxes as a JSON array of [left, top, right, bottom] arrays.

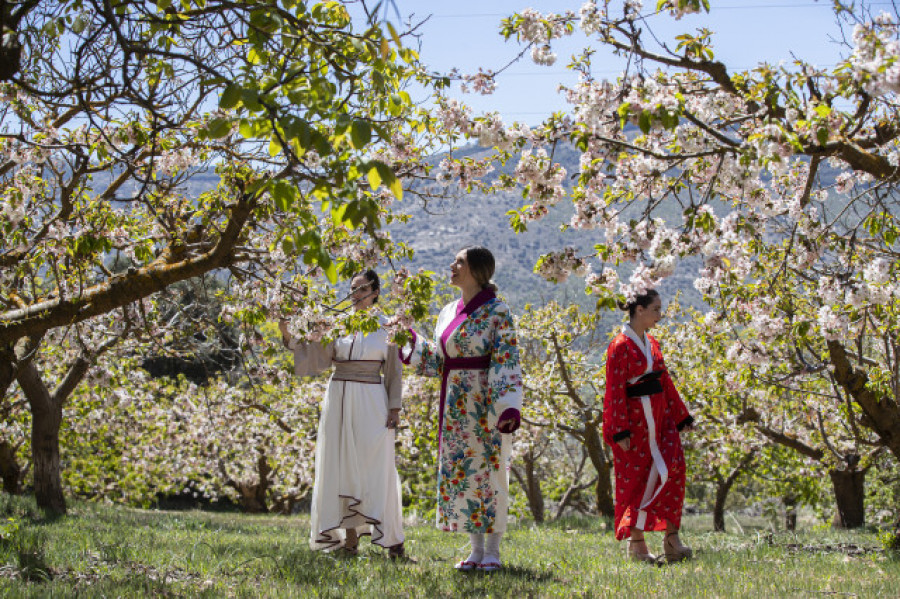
[[603, 289, 694, 563]]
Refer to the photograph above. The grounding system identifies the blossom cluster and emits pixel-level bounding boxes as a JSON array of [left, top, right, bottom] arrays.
[[848, 13, 900, 95], [535, 247, 589, 283], [514, 149, 567, 221], [460, 69, 497, 95]]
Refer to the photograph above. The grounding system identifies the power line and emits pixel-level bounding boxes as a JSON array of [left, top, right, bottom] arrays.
[[426, 2, 896, 18]]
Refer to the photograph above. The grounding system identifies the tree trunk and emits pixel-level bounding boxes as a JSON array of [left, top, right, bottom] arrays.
[[17, 360, 66, 514], [0, 440, 23, 495], [712, 451, 756, 532], [524, 453, 544, 523], [830, 468, 866, 529], [511, 449, 545, 523], [784, 494, 798, 531], [827, 341, 900, 462], [0, 350, 16, 401], [713, 484, 728, 532], [32, 405, 64, 513], [583, 425, 614, 519]]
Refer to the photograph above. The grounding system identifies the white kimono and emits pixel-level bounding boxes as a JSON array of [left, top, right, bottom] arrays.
[[292, 324, 404, 549]]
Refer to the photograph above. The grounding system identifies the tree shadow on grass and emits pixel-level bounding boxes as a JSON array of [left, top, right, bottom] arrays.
[[454, 563, 560, 584]]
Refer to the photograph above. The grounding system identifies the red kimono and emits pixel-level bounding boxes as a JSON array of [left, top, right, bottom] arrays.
[[603, 325, 693, 541]]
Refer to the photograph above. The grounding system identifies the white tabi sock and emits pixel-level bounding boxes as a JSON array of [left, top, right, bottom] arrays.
[[482, 532, 503, 564], [464, 533, 485, 564]]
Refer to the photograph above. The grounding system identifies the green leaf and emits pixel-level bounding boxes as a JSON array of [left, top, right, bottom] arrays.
[[617, 102, 631, 128], [242, 89, 262, 112], [350, 120, 372, 149], [72, 15, 88, 34], [219, 84, 242, 110], [331, 202, 351, 226], [814, 104, 831, 118], [269, 138, 282, 157], [239, 118, 254, 138], [321, 255, 337, 283], [367, 164, 382, 190], [206, 117, 231, 139], [389, 175, 403, 200], [638, 110, 652, 134], [335, 114, 352, 134], [272, 180, 295, 211], [386, 21, 403, 47], [374, 161, 397, 195]]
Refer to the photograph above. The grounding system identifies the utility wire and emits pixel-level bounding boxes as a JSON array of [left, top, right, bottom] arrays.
[[426, 2, 896, 18]]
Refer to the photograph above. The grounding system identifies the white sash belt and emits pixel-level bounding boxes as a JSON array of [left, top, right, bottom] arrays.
[[622, 325, 669, 521]]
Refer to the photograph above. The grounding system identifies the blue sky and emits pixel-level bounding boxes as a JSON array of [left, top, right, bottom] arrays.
[[387, 0, 892, 124]]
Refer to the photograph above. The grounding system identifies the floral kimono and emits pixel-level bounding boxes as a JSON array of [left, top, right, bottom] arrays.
[[401, 288, 523, 533], [603, 324, 694, 541], [291, 322, 404, 550]]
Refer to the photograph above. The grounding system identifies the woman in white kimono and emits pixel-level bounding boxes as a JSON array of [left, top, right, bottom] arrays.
[[400, 246, 523, 572], [279, 270, 407, 558]]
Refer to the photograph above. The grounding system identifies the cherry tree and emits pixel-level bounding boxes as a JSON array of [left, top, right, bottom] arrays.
[[434, 0, 900, 539], [658, 302, 888, 530], [517, 301, 615, 519], [0, 0, 449, 513]]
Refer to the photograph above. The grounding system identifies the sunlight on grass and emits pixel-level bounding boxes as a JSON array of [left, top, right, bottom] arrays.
[[0, 497, 896, 597]]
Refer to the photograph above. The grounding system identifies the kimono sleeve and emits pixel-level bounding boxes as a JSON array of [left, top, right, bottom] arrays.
[[662, 361, 693, 431], [291, 340, 334, 377], [488, 304, 523, 418], [603, 339, 632, 445], [384, 343, 403, 411], [398, 329, 444, 378]]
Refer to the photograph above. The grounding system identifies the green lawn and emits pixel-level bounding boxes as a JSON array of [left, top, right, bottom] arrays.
[[0, 495, 897, 597]]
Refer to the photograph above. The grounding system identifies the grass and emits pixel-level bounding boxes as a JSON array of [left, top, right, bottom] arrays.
[[0, 494, 897, 598]]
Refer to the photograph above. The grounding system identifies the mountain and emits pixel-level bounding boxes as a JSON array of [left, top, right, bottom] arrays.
[[392, 143, 704, 317]]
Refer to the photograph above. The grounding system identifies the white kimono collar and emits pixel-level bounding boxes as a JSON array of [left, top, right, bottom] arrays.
[[622, 324, 653, 375]]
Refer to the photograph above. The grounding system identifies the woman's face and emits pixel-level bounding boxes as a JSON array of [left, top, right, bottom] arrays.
[[449, 250, 477, 289], [634, 296, 663, 330], [350, 274, 377, 311]]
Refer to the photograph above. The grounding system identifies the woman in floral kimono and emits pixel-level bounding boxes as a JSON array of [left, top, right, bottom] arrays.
[[400, 246, 523, 572], [279, 270, 408, 559], [603, 289, 694, 563]]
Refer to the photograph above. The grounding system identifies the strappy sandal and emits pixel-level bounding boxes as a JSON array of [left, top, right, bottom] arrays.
[[477, 560, 502, 573], [663, 532, 693, 562], [338, 537, 359, 556], [388, 543, 416, 562], [455, 559, 478, 571], [627, 538, 658, 564]]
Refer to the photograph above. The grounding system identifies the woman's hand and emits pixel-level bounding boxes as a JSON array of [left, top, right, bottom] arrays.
[[386, 408, 401, 429], [616, 437, 631, 451]]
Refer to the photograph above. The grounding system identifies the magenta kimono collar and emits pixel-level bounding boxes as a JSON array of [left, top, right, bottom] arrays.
[[439, 287, 496, 352]]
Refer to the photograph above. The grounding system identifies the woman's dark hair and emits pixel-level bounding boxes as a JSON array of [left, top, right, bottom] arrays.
[[462, 246, 498, 292], [618, 289, 660, 317], [353, 269, 380, 303]]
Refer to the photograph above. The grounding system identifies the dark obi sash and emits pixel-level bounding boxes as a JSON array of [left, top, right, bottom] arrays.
[[438, 354, 492, 452], [626, 370, 664, 398]]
